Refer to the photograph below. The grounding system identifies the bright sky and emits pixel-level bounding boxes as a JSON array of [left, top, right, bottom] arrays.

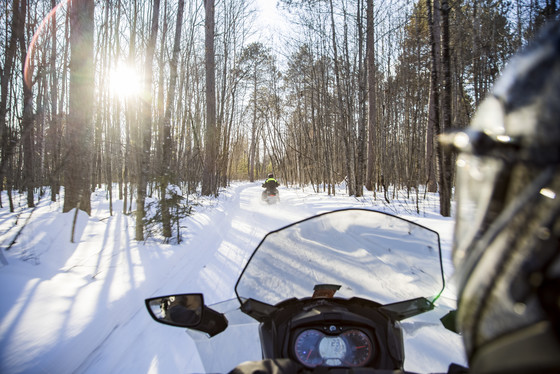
[[254, 0, 283, 27], [253, 0, 290, 39], [252, 0, 292, 64]]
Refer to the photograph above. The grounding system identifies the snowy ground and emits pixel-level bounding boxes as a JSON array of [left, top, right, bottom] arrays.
[[0, 182, 467, 373]]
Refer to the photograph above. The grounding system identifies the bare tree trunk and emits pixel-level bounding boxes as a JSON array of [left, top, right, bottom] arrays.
[[355, 0, 367, 197], [160, 0, 185, 239], [202, 0, 218, 196], [104, 7, 115, 216], [328, 0, 355, 196], [63, 0, 94, 215], [0, 0, 20, 208], [136, 0, 160, 240], [426, 0, 440, 193], [471, 0, 482, 106], [48, 0, 61, 202], [123, 0, 137, 216], [112, 2, 123, 203], [249, 71, 257, 182], [18, 0, 35, 208], [365, 0, 376, 192], [438, 0, 453, 216]]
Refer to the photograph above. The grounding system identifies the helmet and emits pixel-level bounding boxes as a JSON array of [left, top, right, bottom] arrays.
[[268, 173, 274, 178], [442, 20, 560, 373]]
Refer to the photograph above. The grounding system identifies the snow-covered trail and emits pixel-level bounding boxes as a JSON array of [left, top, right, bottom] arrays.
[[76, 183, 318, 373], [75, 182, 377, 373], [0, 182, 353, 373], [0, 182, 466, 373]]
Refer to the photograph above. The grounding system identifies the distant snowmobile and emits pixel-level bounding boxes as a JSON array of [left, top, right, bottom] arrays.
[[261, 188, 279, 204], [261, 173, 280, 204]]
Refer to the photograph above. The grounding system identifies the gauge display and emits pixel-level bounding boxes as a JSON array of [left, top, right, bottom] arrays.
[[294, 329, 324, 367], [341, 330, 373, 366], [293, 329, 373, 367]]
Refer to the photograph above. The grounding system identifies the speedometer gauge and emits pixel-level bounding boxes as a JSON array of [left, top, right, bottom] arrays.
[[294, 330, 324, 367]]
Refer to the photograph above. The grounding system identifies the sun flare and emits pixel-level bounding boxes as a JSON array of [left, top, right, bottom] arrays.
[[109, 63, 143, 98]]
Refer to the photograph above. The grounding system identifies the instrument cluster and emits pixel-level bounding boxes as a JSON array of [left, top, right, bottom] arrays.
[[292, 325, 375, 368]]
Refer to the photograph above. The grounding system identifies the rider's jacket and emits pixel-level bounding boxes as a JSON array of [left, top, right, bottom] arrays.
[[262, 178, 279, 190]]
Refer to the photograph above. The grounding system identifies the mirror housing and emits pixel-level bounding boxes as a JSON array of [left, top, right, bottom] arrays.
[[379, 297, 435, 321], [440, 309, 459, 333], [145, 293, 228, 337]]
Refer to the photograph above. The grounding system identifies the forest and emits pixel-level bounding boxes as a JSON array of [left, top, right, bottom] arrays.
[[0, 0, 557, 240]]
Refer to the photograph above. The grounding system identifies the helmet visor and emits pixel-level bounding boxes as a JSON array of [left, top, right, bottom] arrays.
[[453, 153, 505, 266]]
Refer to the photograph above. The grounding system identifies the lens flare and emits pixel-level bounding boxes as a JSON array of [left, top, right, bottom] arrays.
[[108, 64, 143, 98]]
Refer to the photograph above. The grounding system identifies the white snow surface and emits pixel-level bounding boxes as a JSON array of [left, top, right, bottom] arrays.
[[0, 182, 467, 373]]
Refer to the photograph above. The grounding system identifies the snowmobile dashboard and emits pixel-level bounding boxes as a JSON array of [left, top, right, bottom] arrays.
[[246, 296, 408, 371], [291, 325, 376, 367], [281, 301, 398, 370]]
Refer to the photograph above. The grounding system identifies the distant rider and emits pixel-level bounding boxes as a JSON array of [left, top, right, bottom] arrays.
[[262, 173, 279, 200]]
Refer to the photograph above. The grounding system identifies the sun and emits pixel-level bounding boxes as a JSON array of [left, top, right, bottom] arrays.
[[108, 63, 143, 98]]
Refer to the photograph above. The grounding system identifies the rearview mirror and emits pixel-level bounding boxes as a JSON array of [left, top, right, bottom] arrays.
[[145, 293, 228, 337]]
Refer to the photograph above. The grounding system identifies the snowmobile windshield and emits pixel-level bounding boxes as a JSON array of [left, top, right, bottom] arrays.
[[235, 209, 445, 307]]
